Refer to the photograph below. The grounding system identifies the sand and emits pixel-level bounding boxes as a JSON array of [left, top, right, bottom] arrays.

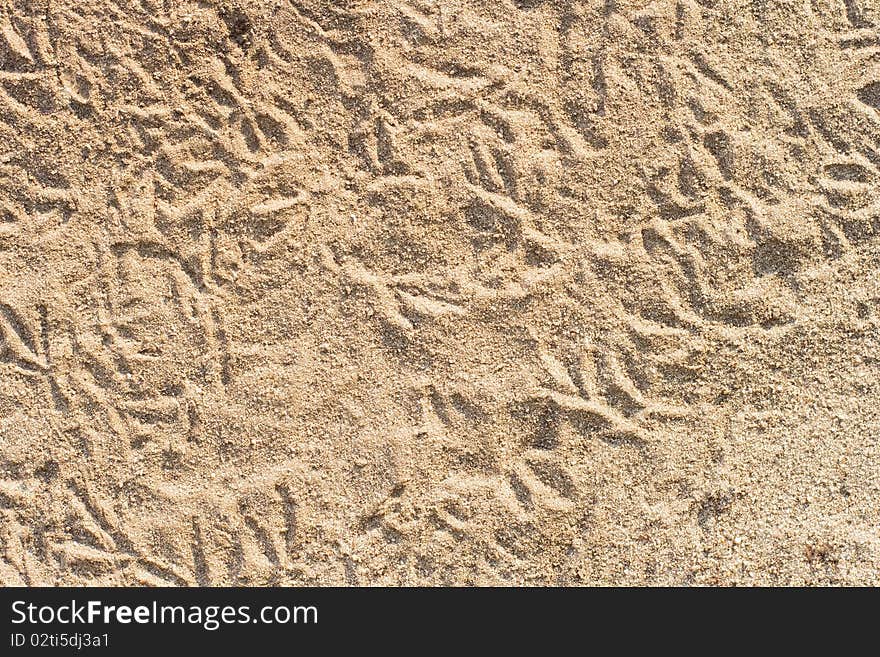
[[0, 0, 878, 586]]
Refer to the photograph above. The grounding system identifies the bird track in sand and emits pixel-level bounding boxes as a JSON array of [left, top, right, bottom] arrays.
[[1, 0, 879, 585]]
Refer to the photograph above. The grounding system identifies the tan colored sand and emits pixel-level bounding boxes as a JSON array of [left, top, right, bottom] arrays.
[[1, 0, 879, 585]]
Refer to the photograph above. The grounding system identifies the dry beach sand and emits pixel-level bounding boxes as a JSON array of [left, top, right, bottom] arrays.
[[1, 0, 879, 585]]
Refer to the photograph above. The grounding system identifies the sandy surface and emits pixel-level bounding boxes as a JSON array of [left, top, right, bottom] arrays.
[[1, 0, 879, 586]]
